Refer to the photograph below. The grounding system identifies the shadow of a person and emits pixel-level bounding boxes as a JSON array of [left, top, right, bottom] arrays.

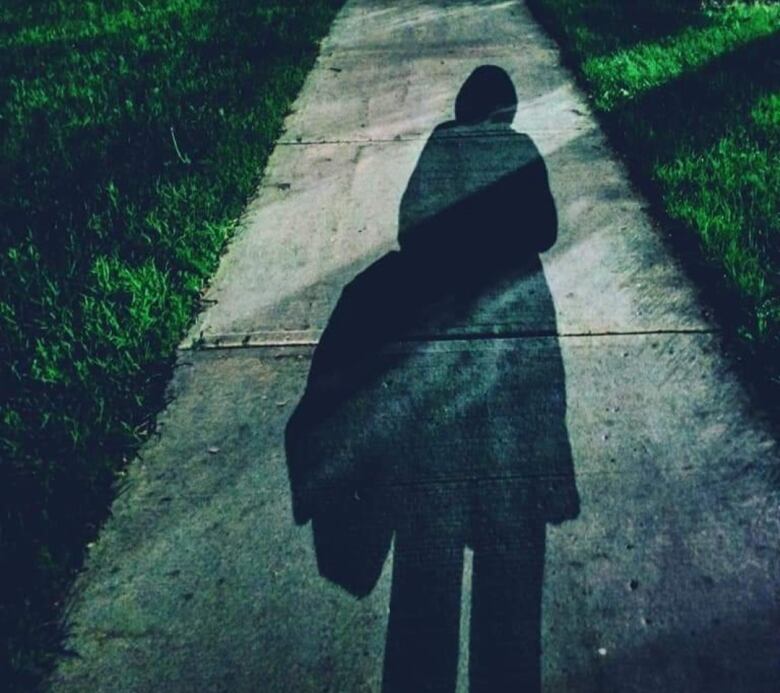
[[286, 65, 579, 693]]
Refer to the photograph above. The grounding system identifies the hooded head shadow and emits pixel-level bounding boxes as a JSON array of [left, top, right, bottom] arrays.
[[285, 65, 579, 693], [454, 63, 518, 124]]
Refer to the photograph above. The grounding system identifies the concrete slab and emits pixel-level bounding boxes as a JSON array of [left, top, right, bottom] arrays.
[[184, 0, 709, 348], [51, 1, 777, 691], [51, 336, 778, 692], [184, 132, 708, 348]]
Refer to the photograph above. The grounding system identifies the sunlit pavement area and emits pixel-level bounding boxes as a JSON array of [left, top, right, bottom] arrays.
[[51, 2, 779, 691]]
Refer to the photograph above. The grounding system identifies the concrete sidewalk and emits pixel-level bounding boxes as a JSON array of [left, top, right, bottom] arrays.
[[51, 1, 778, 691]]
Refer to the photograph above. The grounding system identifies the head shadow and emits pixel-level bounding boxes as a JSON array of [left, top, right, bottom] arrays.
[[285, 65, 579, 693], [454, 63, 518, 125]]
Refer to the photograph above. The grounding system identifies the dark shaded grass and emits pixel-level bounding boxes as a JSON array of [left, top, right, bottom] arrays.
[[527, 0, 780, 411], [530, 0, 708, 60], [0, 1, 344, 688]]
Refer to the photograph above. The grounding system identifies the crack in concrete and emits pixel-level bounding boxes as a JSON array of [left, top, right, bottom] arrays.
[[180, 326, 720, 352], [279, 136, 423, 145], [277, 129, 590, 146]]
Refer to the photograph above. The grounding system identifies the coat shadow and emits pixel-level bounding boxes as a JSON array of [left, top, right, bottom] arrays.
[[286, 65, 580, 693]]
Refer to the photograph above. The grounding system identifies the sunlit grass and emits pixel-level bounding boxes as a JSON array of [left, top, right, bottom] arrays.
[[655, 92, 780, 335], [583, 4, 780, 110], [0, 0, 344, 688], [0, 0, 202, 47]]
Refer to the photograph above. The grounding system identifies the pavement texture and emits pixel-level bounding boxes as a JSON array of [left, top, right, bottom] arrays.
[[50, 1, 779, 692]]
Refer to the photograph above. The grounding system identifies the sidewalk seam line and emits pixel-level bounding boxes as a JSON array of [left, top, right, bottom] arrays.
[[179, 327, 720, 351], [276, 130, 589, 146]]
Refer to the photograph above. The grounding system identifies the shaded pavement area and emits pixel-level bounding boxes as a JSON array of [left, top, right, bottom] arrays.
[[51, 2, 778, 691]]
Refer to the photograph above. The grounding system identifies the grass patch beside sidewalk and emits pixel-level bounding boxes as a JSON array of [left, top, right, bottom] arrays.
[[0, 0, 344, 688], [528, 0, 780, 398]]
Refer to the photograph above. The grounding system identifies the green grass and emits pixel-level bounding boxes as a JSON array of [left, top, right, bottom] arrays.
[[528, 0, 780, 390], [0, 0, 344, 688]]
